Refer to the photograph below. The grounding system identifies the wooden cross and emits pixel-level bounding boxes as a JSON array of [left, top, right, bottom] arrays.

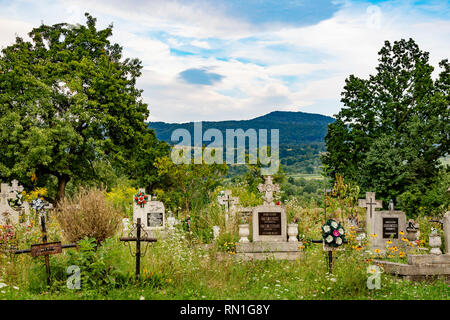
[[358, 192, 382, 220], [217, 190, 239, 212], [15, 215, 76, 286], [120, 218, 157, 280], [258, 175, 280, 205]]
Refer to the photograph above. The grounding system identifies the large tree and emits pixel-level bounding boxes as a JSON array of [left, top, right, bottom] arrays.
[[322, 39, 449, 214], [0, 14, 167, 202]]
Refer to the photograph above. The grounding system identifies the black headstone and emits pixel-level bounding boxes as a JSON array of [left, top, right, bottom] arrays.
[[383, 217, 399, 239], [258, 212, 282, 236]]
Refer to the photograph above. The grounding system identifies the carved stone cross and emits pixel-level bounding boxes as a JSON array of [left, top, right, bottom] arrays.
[[258, 175, 280, 205], [0, 183, 19, 225], [217, 190, 239, 212], [10, 180, 24, 194], [358, 192, 382, 220], [0, 183, 16, 207]]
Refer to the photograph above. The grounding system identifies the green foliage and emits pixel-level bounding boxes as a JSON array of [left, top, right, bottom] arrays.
[[66, 237, 129, 290], [0, 13, 167, 202], [154, 154, 228, 214], [323, 38, 449, 216]]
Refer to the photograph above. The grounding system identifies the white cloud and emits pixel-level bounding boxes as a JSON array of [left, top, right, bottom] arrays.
[[0, 0, 448, 122], [191, 40, 210, 49]]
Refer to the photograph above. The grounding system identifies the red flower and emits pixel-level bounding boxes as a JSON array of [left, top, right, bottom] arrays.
[[276, 201, 280, 205]]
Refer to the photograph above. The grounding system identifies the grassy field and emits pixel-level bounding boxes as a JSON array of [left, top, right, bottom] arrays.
[[1, 231, 448, 300], [286, 173, 325, 181]]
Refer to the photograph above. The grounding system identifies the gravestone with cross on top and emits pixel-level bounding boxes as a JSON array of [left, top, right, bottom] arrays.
[[133, 188, 165, 235], [0, 183, 20, 225], [252, 175, 286, 242], [218, 190, 239, 228], [358, 192, 382, 236], [217, 190, 239, 212]]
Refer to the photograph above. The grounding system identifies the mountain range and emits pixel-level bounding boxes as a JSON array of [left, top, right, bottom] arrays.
[[148, 111, 335, 145], [148, 111, 335, 174]]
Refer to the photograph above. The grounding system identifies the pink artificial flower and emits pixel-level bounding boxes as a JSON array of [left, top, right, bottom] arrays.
[[333, 230, 340, 237]]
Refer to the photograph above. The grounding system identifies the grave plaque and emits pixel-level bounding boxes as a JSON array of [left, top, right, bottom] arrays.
[[147, 212, 164, 228], [31, 241, 62, 257], [258, 212, 282, 236], [383, 217, 399, 239]]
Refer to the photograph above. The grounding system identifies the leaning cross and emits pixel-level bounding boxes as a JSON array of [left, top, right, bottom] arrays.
[[120, 218, 157, 280], [258, 175, 280, 205], [217, 190, 239, 212], [358, 192, 382, 220]]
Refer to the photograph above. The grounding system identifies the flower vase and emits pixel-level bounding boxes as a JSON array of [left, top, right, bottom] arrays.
[[288, 223, 299, 242], [238, 224, 249, 243]]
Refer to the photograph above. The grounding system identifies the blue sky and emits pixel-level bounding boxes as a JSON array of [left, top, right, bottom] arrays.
[[0, 0, 449, 122]]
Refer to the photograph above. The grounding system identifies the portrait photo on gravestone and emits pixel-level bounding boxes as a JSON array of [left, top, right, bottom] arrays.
[[0, 0, 448, 312]]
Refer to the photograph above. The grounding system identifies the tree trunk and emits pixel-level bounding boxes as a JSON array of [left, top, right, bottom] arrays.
[[55, 174, 70, 205]]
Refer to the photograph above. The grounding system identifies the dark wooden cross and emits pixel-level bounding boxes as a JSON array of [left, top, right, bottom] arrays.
[[15, 215, 76, 286], [120, 218, 157, 280]]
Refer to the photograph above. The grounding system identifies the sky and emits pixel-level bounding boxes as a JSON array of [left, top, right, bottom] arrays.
[[0, 0, 449, 123]]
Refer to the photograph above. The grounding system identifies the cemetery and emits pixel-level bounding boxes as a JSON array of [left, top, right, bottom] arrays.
[[0, 9, 449, 302], [0, 173, 448, 300]]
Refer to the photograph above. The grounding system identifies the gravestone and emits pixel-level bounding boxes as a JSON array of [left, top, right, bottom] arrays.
[[122, 218, 130, 236], [234, 176, 302, 260], [444, 187, 450, 255], [132, 189, 165, 235], [252, 176, 286, 242], [358, 192, 382, 237], [443, 211, 449, 255], [0, 183, 20, 225], [218, 190, 239, 229], [217, 190, 239, 212]]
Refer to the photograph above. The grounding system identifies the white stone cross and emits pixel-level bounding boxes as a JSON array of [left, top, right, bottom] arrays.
[[10, 180, 24, 194], [358, 192, 382, 220], [258, 175, 280, 205], [0, 183, 16, 207], [0, 183, 19, 225], [217, 190, 239, 212]]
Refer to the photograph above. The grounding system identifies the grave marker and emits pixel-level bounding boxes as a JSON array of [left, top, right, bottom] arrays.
[[15, 215, 76, 285], [120, 218, 157, 280], [252, 176, 286, 242], [0, 183, 20, 225], [133, 189, 165, 234], [370, 201, 406, 251], [217, 190, 239, 212]]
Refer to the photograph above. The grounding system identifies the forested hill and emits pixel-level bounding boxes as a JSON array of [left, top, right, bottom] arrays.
[[148, 111, 335, 174], [148, 111, 335, 145]]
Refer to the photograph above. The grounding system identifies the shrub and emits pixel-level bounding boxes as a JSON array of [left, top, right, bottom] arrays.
[[56, 187, 122, 244]]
